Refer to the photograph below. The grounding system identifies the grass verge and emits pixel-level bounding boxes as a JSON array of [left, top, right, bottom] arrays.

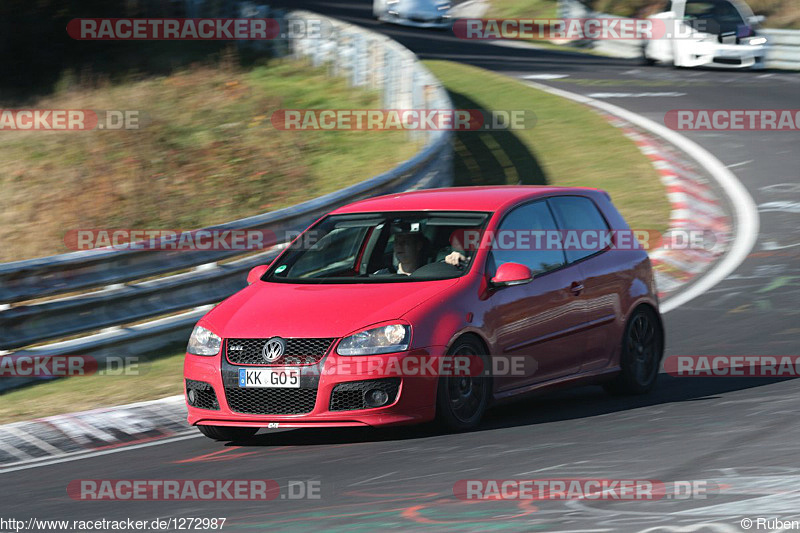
[[0, 61, 671, 424], [0, 354, 185, 424], [0, 58, 419, 262], [425, 60, 669, 232]]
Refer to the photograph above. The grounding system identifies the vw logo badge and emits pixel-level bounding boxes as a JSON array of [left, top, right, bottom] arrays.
[[263, 337, 286, 362]]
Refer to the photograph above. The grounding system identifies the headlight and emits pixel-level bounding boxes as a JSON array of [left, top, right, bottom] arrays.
[[337, 324, 410, 355], [187, 325, 222, 356], [748, 37, 767, 46]]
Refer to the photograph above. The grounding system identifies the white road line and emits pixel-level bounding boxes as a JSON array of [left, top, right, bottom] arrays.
[[727, 160, 753, 169], [515, 462, 574, 476], [0, 432, 201, 475], [349, 471, 398, 486], [587, 92, 686, 98], [523, 74, 570, 80], [523, 79, 760, 314]]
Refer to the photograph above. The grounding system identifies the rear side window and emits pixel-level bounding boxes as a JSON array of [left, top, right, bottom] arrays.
[[548, 196, 610, 263], [488, 200, 566, 277]]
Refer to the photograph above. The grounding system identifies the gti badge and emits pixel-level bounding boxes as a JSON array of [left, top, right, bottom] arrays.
[[263, 337, 286, 362]]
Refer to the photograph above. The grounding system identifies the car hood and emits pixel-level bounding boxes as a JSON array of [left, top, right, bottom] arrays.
[[201, 278, 460, 339]]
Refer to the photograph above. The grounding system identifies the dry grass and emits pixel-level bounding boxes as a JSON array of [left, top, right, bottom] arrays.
[[0, 59, 419, 262], [426, 60, 670, 233], [0, 353, 185, 424]]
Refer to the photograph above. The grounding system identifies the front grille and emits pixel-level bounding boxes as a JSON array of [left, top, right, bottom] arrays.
[[185, 379, 220, 410], [226, 338, 335, 366], [330, 378, 401, 411], [225, 388, 318, 415], [714, 57, 742, 65]]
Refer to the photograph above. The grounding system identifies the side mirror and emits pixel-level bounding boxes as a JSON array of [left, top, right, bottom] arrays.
[[490, 262, 533, 288], [246, 264, 270, 285]]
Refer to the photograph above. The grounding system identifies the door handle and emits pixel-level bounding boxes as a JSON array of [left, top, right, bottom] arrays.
[[570, 282, 584, 295]]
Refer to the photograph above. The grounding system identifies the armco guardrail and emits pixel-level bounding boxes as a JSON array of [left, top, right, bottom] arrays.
[[761, 29, 800, 70], [557, 0, 800, 68], [0, 6, 453, 392]]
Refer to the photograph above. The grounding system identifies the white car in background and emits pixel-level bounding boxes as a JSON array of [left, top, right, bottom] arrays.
[[643, 0, 768, 68], [373, 0, 453, 29]]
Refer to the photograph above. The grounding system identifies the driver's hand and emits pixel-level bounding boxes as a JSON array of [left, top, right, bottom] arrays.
[[444, 251, 467, 266]]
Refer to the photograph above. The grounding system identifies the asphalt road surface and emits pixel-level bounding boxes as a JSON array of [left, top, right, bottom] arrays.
[[3, 2, 798, 531]]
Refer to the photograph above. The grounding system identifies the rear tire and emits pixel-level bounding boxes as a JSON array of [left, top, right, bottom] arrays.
[[641, 44, 657, 66], [604, 306, 664, 395], [197, 425, 259, 442], [436, 337, 490, 432]]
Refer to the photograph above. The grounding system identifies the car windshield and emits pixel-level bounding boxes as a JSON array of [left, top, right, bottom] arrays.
[[683, 0, 747, 35], [265, 211, 490, 283]]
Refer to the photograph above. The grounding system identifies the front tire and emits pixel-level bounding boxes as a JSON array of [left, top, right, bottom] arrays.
[[197, 425, 259, 441], [436, 337, 490, 431], [604, 306, 664, 395], [641, 44, 657, 66]]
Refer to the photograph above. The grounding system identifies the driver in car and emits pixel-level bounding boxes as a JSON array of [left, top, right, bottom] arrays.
[[393, 231, 427, 275], [374, 223, 469, 276], [372, 224, 429, 276]]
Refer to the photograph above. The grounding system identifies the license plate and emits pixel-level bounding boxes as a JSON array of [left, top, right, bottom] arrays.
[[238, 367, 300, 388]]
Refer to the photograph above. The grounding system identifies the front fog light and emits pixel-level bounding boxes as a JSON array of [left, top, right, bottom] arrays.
[[187, 389, 197, 405], [366, 389, 390, 407]]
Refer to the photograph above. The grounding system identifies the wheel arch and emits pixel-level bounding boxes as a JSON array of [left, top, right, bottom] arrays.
[[445, 330, 491, 356], [444, 330, 495, 400]]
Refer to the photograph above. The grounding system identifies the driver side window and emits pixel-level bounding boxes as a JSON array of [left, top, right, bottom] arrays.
[[487, 200, 566, 277], [288, 227, 365, 278]]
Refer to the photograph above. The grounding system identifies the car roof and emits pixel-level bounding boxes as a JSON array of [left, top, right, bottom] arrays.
[[330, 186, 608, 214]]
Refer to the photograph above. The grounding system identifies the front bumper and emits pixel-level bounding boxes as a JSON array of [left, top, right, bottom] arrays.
[[184, 348, 442, 428], [379, 10, 452, 29], [681, 41, 767, 69]]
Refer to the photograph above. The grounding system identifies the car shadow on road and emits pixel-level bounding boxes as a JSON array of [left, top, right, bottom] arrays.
[[445, 90, 548, 187], [232, 374, 796, 447]]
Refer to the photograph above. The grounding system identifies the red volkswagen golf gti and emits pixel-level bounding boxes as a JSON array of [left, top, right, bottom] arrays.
[[184, 186, 664, 441]]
